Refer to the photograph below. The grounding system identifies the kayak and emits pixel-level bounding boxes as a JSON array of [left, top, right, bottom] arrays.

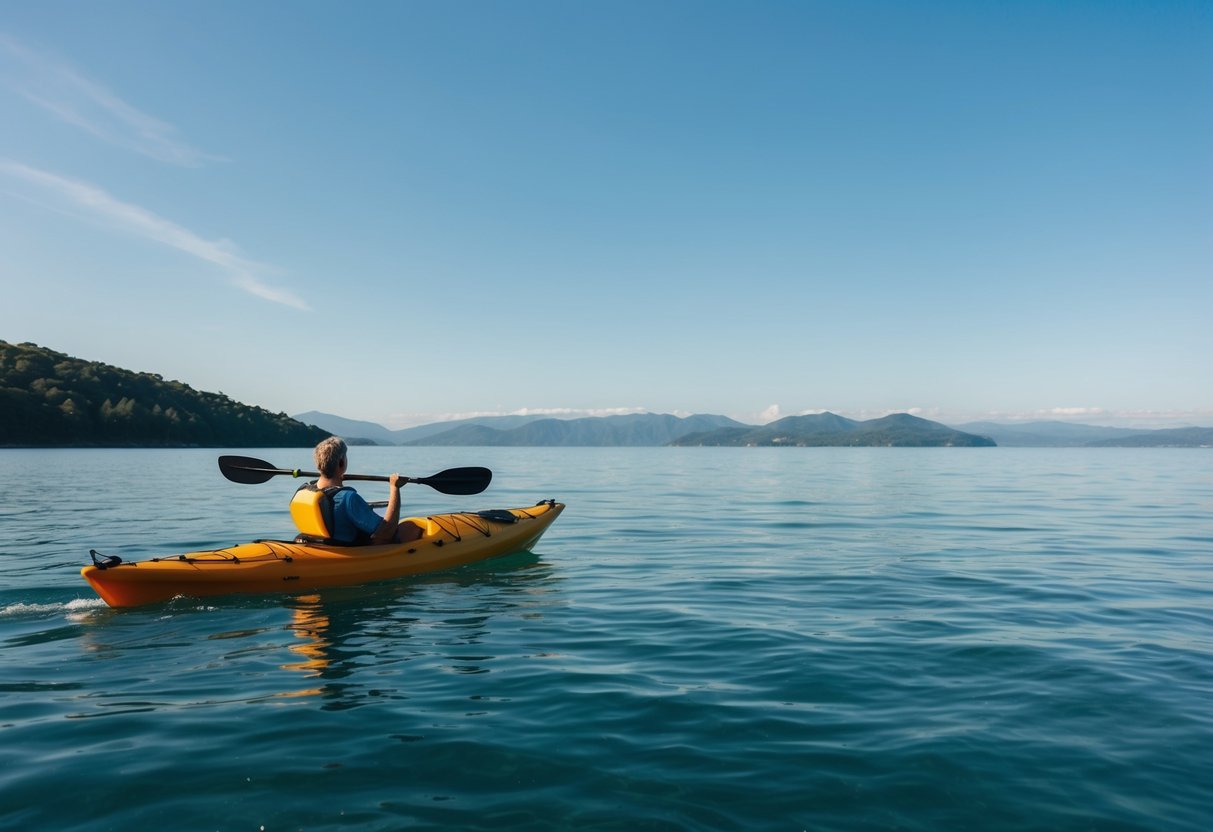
[[82, 500, 564, 608]]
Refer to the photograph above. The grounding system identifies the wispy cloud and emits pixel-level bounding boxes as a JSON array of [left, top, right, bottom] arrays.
[[0, 33, 221, 166], [758, 404, 782, 423], [0, 160, 307, 310]]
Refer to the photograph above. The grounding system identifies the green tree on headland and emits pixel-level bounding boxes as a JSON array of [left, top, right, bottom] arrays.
[[0, 341, 330, 447]]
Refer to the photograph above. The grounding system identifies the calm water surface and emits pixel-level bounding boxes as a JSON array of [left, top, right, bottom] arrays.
[[1, 447, 1211, 830]]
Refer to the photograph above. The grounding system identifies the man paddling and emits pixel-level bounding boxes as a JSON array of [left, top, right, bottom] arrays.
[[311, 437, 416, 544]]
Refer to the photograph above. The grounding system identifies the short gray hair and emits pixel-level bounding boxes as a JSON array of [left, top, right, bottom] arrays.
[[314, 436, 348, 477]]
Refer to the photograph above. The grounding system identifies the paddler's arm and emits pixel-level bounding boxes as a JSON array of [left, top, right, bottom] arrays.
[[370, 474, 405, 544]]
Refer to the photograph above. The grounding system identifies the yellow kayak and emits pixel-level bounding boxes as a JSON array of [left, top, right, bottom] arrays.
[[82, 500, 564, 608]]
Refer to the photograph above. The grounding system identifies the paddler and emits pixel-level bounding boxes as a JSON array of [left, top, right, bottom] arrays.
[[311, 436, 416, 544]]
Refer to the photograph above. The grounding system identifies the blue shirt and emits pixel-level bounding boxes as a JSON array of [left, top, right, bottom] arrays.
[[330, 488, 384, 544]]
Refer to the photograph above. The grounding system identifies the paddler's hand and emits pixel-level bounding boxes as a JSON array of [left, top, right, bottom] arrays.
[[390, 473, 407, 490]]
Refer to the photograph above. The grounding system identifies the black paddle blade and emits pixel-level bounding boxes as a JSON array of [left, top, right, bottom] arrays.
[[218, 455, 293, 485], [417, 466, 493, 495]]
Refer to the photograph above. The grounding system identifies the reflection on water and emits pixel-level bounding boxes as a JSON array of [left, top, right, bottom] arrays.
[[277, 553, 557, 707], [281, 595, 330, 696]]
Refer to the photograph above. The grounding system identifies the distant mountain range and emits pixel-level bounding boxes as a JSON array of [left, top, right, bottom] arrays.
[[671, 413, 995, 447], [296, 411, 749, 447], [298, 410, 993, 447], [298, 411, 1213, 448]]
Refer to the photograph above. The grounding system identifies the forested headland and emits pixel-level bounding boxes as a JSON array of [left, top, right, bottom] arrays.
[[1, 341, 330, 447]]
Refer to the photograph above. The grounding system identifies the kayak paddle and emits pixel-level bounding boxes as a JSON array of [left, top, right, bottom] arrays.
[[218, 455, 492, 495]]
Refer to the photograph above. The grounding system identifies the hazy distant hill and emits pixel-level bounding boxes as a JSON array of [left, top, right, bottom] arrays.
[[1, 341, 330, 448], [673, 413, 996, 447], [409, 413, 748, 446], [293, 411, 399, 444], [294, 411, 554, 444], [1086, 427, 1213, 447], [952, 421, 1149, 447], [951, 421, 1211, 447]]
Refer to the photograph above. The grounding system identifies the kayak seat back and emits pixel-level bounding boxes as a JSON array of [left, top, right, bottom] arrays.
[[290, 482, 336, 539]]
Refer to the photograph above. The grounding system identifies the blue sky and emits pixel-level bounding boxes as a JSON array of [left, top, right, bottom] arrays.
[[1, 0, 1209, 428]]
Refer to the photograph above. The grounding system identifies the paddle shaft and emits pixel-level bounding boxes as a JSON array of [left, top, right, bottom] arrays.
[[218, 456, 491, 495], [293, 468, 392, 483]]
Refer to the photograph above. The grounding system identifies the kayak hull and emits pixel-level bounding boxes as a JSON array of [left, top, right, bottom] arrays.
[[82, 500, 564, 608]]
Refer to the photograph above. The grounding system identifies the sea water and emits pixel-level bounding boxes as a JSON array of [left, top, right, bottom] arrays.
[[0, 447, 1210, 831]]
